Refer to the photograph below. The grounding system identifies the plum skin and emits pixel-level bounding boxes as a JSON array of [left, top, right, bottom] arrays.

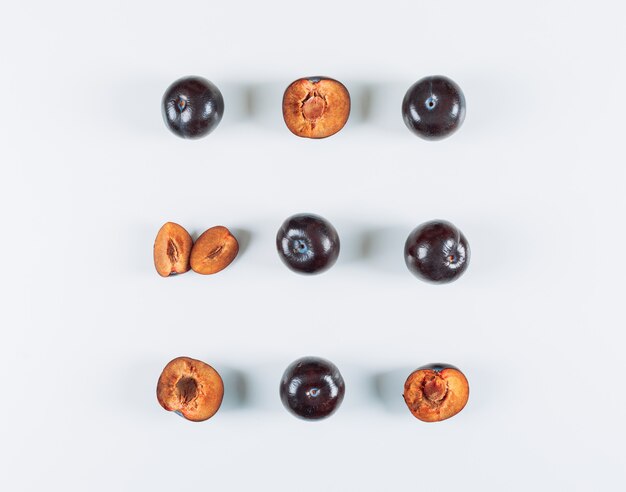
[[282, 77, 350, 138], [161, 76, 224, 139], [402, 75, 466, 140], [276, 214, 340, 274], [279, 357, 345, 420], [404, 220, 470, 283]]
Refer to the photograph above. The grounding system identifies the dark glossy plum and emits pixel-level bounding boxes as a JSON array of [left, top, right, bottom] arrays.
[[402, 76, 465, 140], [404, 220, 470, 283], [161, 76, 224, 139], [276, 214, 340, 274], [280, 357, 345, 420]]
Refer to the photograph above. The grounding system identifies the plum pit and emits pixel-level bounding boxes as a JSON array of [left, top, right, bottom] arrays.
[[176, 377, 198, 404]]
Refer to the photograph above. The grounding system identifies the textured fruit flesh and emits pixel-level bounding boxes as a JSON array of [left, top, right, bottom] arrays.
[[403, 367, 469, 422], [282, 78, 350, 138], [190, 226, 239, 275], [156, 357, 224, 422], [153, 222, 193, 277]]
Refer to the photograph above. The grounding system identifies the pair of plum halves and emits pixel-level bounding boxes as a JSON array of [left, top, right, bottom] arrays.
[[157, 356, 469, 423], [161, 75, 465, 140]]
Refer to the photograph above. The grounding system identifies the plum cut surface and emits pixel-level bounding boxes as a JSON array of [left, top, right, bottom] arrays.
[[190, 226, 239, 275], [153, 222, 193, 277], [156, 357, 224, 422], [282, 77, 350, 138], [403, 364, 469, 422]]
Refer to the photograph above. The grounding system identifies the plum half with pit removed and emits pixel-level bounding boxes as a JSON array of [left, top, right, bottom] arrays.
[[282, 77, 350, 138], [153, 222, 193, 277], [157, 357, 224, 422], [403, 364, 469, 422], [190, 226, 239, 275]]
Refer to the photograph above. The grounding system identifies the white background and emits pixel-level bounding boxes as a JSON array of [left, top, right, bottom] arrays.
[[1, 0, 625, 490]]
